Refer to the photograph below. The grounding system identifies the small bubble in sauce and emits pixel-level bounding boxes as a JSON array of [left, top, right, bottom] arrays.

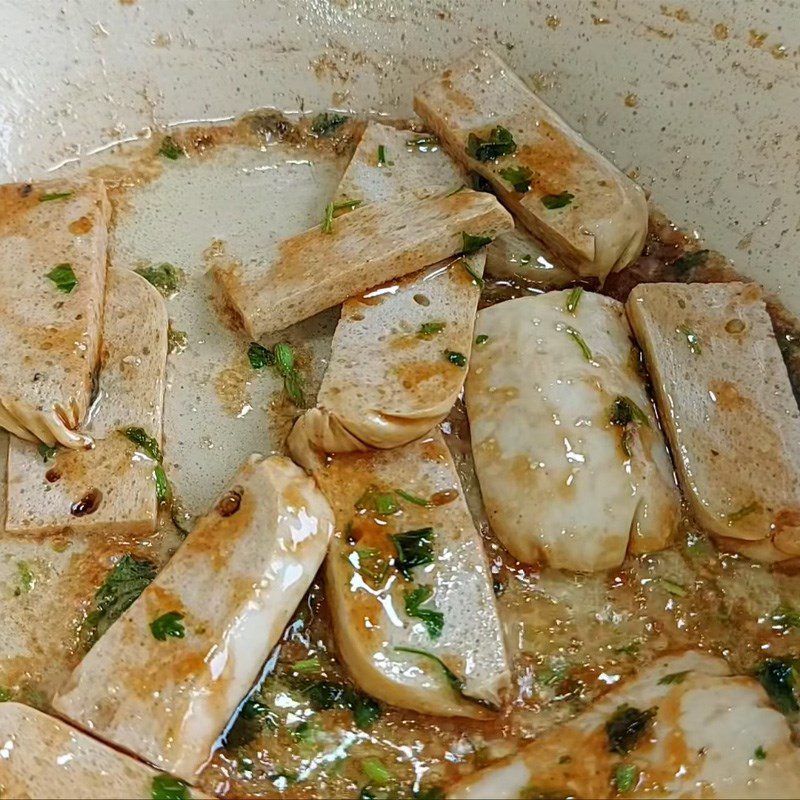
[[431, 489, 459, 506], [725, 318, 746, 334], [216, 488, 243, 517], [71, 488, 102, 516]]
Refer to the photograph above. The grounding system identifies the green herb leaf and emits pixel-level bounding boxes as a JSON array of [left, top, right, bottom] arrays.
[[404, 585, 444, 639], [499, 165, 533, 193], [150, 610, 185, 641], [354, 547, 390, 587], [84, 555, 157, 644], [461, 231, 493, 255], [406, 135, 439, 151], [376, 144, 393, 166], [677, 324, 701, 355], [565, 327, 592, 361], [395, 489, 432, 508], [541, 192, 575, 210], [658, 670, 690, 685], [754, 745, 767, 760], [727, 502, 761, 523], [565, 286, 584, 315], [226, 697, 278, 748], [0, 687, 11, 702], [37, 443, 57, 463], [151, 774, 188, 800], [466, 126, 517, 162], [605, 704, 657, 754], [355, 486, 400, 516], [657, 578, 687, 597], [757, 658, 800, 715], [672, 249, 709, 279], [167, 326, 188, 354], [135, 263, 183, 297], [475, 334, 489, 345], [322, 198, 361, 234], [292, 657, 321, 674], [614, 764, 639, 793], [361, 757, 392, 786], [418, 321, 446, 339], [47, 263, 77, 293], [610, 396, 650, 429], [445, 350, 467, 367], [311, 112, 348, 137], [273, 342, 305, 406], [158, 136, 183, 160], [17, 562, 34, 594], [154, 464, 171, 504], [247, 342, 274, 369], [394, 646, 464, 693], [461, 256, 485, 289], [391, 528, 435, 579], [302, 680, 381, 729], [39, 191, 73, 202], [771, 605, 800, 630], [123, 427, 162, 462]]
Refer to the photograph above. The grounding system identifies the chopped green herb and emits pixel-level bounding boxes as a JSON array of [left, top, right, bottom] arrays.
[[154, 464, 171, 504], [151, 774, 189, 800], [311, 112, 348, 137], [135, 262, 183, 297], [610, 396, 650, 428], [355, 486, 400, 516], [565, 286, 584, 315], [461, 257, 485, 288], [677, 324, 701, 354], [757, 658, 800, 715], [322, 198, 361, 234], [658, 578, 687, 597], [418, 321, 446, 339], [466, 126, 517, 162], [606, 704, 657, 754], [354, 547, 390, 587], [292, 657, 321, 673], [727, 502, 760, 523], [47, 263, 77, 293], [754, 746, 767, 760], [475, 334, 489, 345], [445, 350, 467, 367], [406, 135, 439, 151], [226, 697, 278, 748], [84, 555, 157, 644], [461, 231, 493, 255], [395, 489, 432, 508], [376, 144, 393, 166], [565, 327, 592, 361], [390, 527, 435, 579], [361, 757, 392, 786], [404, 585, 444, 639], [771, 605, 800, 630], [17, 562, 34, 594], [123, 427, 162, 462], [167, 325, 188, 354], [658, 670, 690, 685], [158, 136, 183, 160], [672, 249, 709, 279], [0, 687, 11, 702], [37, 443, 57, 463], [273, 342, 305, 406], [499, 165, 533, 193], [541, 192, 575, 210], [614, 764, 639, 793], [150, 610, 185, 641], [302, 680, 381, 729], [394, 646, 463, 693], [247, 342, 274, 369], [39, 191, 73, 202], [292, 720, 318, 745]]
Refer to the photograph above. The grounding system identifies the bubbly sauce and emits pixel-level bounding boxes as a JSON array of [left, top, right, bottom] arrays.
[[3, 110, 800, 799]]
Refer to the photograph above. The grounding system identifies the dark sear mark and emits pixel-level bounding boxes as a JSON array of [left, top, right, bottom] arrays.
[[71, 488, 102, 517], [217, 488, 243, 517]]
